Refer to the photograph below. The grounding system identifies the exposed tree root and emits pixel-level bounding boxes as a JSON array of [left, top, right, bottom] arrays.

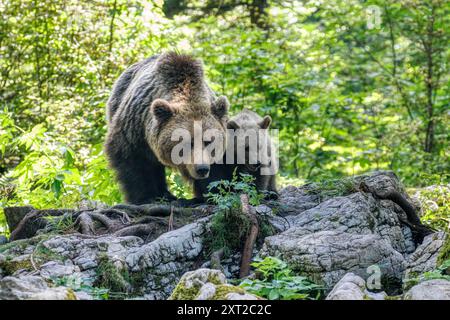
[[9, 209, 72, 241], [239, 194, 260, 279], [7, 203, 209, 242], [360, 182, 434, 243]]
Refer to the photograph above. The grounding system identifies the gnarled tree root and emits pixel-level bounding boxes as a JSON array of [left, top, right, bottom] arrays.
[[6, 203, 210, 242]]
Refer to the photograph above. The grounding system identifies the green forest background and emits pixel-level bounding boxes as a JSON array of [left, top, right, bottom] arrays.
[[0, 0, 449, 234]]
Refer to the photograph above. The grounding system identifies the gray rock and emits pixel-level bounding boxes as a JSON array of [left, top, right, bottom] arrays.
[[283, 192, 414, 255], [260, 230, 406, 292], [326, 273, 388, 300], [125, 218, 208, 298], [39, 261, 80, 280], [0, 275, 75, 300], [277, 185, 320, 216], [404, 232, 447, 283], [326, 273, 366, 300], [404, 279, 450, 300]]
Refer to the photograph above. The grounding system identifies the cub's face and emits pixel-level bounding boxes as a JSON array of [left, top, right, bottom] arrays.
[[148, 97, 229, 180], [227, 114, 272, 172]]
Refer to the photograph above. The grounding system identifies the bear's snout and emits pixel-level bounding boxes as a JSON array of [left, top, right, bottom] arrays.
[[195, 164, 210, 178]]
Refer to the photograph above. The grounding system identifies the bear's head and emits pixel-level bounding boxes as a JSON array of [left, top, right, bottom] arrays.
[[227, 109, 272, 172], [148, 96, 229, 180]]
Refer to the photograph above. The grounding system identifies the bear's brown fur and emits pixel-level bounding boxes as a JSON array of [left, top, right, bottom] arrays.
[[105, 52, 229, 204]]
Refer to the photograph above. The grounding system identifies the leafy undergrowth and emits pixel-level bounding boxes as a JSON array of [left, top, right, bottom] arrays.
[[239, 257, 322, 300], [203, 173, 275, 257], [404, 258, 450, 290], [410, 186, 450, 231], [52, 275, 112, 300]]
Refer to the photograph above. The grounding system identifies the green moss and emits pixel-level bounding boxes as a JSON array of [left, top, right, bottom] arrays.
[[1, 256, 33, 275], [169, 281, 202, 300], [307, 177, 358, 200], [437, 233, 450, 267], [0, 234, 53, 254], [203, 208, 251, 257], [212, 285, 246, 300], [169, 282, 249, 300], [93, 254, 131, 294], [207, 273, 225, 286], [65, 289, 78, 300], [34, 245, 65, 263]]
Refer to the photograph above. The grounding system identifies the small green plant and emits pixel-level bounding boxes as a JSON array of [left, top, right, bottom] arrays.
[[239, 257, 322, 300], [203, 172, 271, 257], [52, 275, 111, 300], [44, 214, 76, 234], [405, 258, 450, 289], [206, 171, 265, 209]]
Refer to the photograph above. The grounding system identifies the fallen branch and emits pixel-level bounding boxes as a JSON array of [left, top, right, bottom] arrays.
[[239, 194, 259, 279]]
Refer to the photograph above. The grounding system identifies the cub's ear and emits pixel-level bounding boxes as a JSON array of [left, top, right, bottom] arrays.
[[227, 120, 239, 130], [151, 99, 173, 123], [212, 96, 229, 119], [259, 115, 272, 129]]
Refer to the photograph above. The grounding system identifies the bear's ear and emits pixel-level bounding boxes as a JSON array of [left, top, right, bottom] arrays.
[[227, 120, 240, 130], [211, 96, 229, 119], [151, 99, 173, 123], [259, 115, 272, 129]]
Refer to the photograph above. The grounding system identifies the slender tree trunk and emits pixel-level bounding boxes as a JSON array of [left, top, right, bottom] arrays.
[[108, 0, 117, 53], [423, 6, 436, 153], [248, 0, 269, 29]]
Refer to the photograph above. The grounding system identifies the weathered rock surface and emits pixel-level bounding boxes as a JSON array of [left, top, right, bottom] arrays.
[[0, 275, 76, 300], [326, 272, 388, 300], [169, 268, 260, 300], [404, 232, 447, 283], [326, 273, 367, 300], [0, 171, 445, 300], [259, 172, 421, 293], [404, 279, 450, 300], [261, 230, 406, 293]]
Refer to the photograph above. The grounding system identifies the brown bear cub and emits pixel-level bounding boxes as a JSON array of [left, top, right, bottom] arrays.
[[105, 52, 229, 204], [193, 108, 278, 201]]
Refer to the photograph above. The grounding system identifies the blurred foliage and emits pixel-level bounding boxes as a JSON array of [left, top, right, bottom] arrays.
[[0, 0, 449, 235], [411, 186, 450, 230]]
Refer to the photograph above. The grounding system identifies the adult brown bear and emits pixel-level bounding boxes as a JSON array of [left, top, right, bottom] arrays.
[[105, 52, 229, 204]]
